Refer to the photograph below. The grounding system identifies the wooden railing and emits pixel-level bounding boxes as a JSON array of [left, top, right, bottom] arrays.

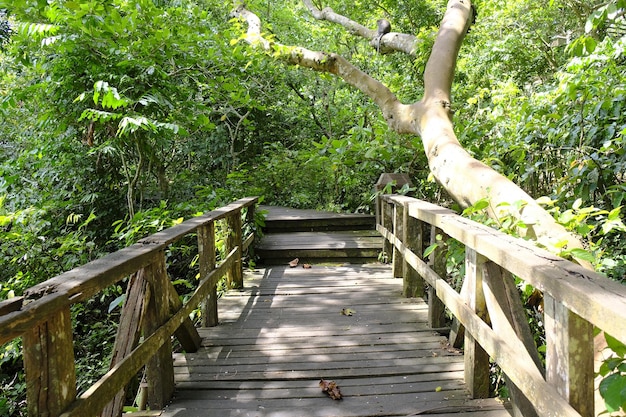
[[377, 194, 626, 417], [0, 197, 259, 417]]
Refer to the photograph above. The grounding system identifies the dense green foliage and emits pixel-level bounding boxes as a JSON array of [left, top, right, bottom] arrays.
[[0, 0, 625, 414]]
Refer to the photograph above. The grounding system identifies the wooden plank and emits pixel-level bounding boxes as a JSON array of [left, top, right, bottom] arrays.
[[0, 248, 159, 345], [23, 244, 161, 305], [397, 196, 626, 344], [448, 277, 466, 348], [0, 291, 70, 346], [161, 392, 508, 417], [395, 235, 581, 415], [482, 262, 540, 417], [545, 294, 594, 417], [200, 322, 439, 339], [160, 265, 509, 417], [23, 305, 76, 417], [198, 222, 217, 327], [161, 407, 510, 417], [5, 198, 257, 342], [173, 361, 465, 382], [173, 346, 461, 367], [260, 206, 375, 233], [428, 226, 446, 328], [101, 270, 148, 417], [138, 197, 257, 247], [463, 249, 490, 399], [392, 202, 404, 278], [143, 255, 175, 409], [403, 199, 425, 297], [382, 199, 394, 263], [60, 250, 237, 417], [173, 350, 462, 370], [226, 211, 243, 289], [256, 231, 382, 249], [167, 278, 201, 352], [0, 296, 23, 316], [181, 339, 449, 359], [172, 372, 467, 390], [242, 232, 254, 251], [259, 229, 382, 238], [431, 263, 582, 416]]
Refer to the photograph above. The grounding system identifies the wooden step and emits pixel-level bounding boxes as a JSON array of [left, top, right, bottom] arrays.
[[255, 230, 383, 265], [259, 205, 375, 233]]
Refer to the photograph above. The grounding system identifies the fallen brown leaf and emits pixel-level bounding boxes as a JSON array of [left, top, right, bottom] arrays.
[[288, 258, 299, 268], [319, 379, 342, 400], [302, 263, 312, 269]]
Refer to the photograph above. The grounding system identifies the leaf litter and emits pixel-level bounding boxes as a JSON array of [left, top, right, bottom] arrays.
[[319, 379, 342, 400]]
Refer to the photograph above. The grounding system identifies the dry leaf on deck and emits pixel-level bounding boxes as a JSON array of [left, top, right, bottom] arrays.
[[288, 258, 299, 267], [302, 263, 312, 269], [340, 308, 355, 316], [319, 379, 342, 400]]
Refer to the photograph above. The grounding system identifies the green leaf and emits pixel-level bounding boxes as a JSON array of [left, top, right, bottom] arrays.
[[423, 243, 438, 258], [108, 294, 125, 313], [584, 37, 597, 53], [536, 196, 555, 206], [608, 207, 622, 221], [606, 333, 626, 357], [604, 357, 625, 372], [568, 248, 596, 263], [599, 373, 626, 412], [474, 199, 490, 210]]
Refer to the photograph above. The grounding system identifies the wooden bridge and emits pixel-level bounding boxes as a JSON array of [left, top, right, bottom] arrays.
[[1, 193, 626, 416]]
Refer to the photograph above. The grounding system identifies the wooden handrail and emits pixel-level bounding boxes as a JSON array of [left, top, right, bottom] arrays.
[[0, 197, 259, 417], [377, 194, 626, 417]]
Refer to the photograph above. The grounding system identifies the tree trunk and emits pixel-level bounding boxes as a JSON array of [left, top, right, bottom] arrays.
[[231, 0, 589, 261]]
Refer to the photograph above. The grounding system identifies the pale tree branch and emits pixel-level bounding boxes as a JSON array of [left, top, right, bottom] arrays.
[[231, 1, 414, 133], [231, 0, 591, 266], [302, 0, 420, 55]]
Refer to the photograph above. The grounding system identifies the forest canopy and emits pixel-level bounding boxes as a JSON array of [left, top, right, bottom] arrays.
[[0, 0, 625, 414]]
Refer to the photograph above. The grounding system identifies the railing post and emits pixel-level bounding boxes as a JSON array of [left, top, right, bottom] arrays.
[[544, 294, 594, 417], [143, 254, 175, 409], [463, 248, 490, 399], [427, 226, 446, 328], [226, 210, 243, 289], [198, 222, 218, 326], [392, 201, 404, 278], [402, 201, 425, 298], [381, 198, 393, 263], [245, 204, 256, 234], [244, 204, 257, 257], [23, 305, 77, 417]]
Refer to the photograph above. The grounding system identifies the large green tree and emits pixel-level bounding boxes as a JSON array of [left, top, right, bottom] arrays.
[[233, 0, 596, 262]]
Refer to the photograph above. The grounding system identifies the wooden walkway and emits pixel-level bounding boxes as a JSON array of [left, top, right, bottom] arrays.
[[160, 264, 510, 417], [255, 206, 382, 264]]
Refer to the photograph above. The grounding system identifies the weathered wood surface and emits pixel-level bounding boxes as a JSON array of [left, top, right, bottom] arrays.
[[379, 195, 614, 416], [256, 231, 382, 264], [261, 206, 375, 232], [161, 265, 510, 417], [256, 206, 382, 264], [0, 197, 259, 346], [59, 249, 238, 417], [395, 196, 626, 345]]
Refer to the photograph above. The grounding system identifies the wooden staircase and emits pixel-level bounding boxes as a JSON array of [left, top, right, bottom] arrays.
[[255, 206, 383, 265]]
